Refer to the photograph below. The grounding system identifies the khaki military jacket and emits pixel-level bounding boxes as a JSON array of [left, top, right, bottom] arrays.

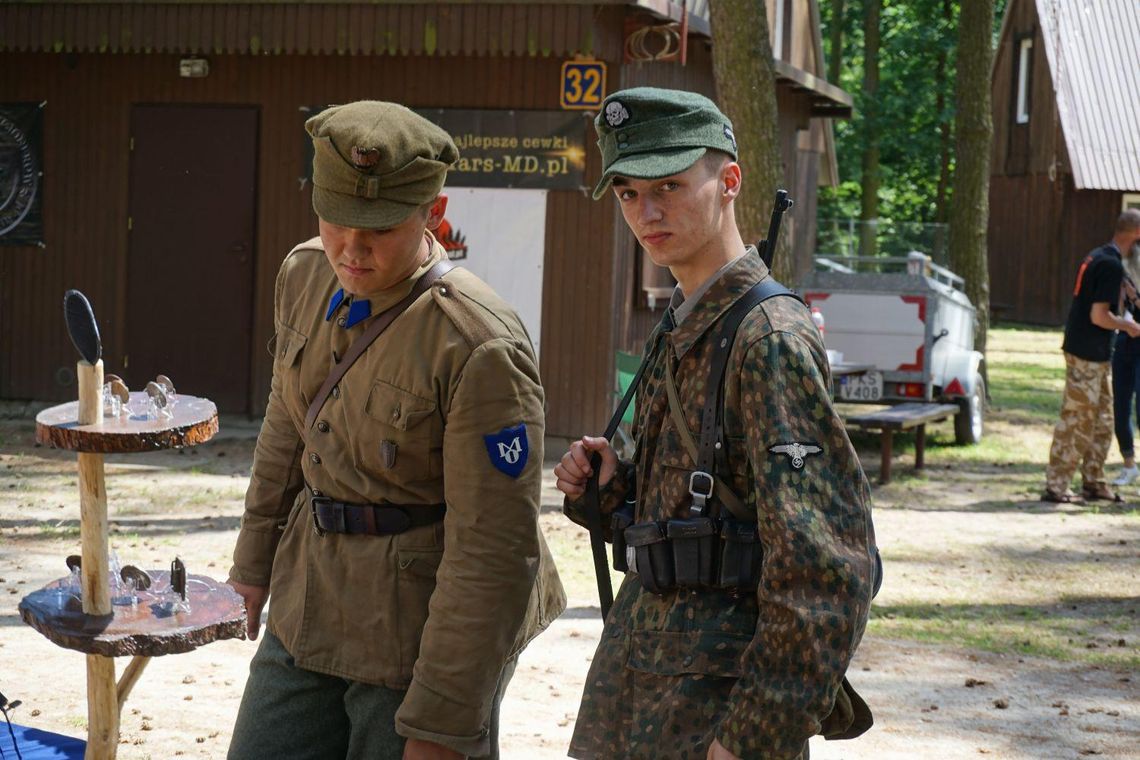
[[230, 234, 565, 757], [567, 253, 876, 760]]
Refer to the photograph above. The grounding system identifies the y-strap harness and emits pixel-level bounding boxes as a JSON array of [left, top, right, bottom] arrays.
[[599, 276, 803, 596]]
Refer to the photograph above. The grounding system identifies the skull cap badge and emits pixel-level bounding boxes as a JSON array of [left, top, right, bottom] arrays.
[[605, 100, 631, 128]]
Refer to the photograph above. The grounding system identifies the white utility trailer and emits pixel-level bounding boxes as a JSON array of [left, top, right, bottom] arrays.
[[802, 252, 985, 445]]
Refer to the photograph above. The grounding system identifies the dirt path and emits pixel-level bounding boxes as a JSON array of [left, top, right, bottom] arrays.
[[1, 413, 1136, 759]]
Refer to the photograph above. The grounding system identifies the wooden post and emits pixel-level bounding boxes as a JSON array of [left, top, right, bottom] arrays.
[[879, 429, 893, 485], [76, 359, 119, 760], [86, 654, 119, 760], [915, 424, 927, 470], [76, 360, 109, 616]]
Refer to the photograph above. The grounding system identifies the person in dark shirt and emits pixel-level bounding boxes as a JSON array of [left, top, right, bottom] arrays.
[[1044, 209, 1140, 503], [1110, 241, 1140, 487]]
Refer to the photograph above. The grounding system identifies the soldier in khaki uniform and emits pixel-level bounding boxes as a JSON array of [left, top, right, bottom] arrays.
[[556, 88, 877, 760], [227, 101, 565, 760]]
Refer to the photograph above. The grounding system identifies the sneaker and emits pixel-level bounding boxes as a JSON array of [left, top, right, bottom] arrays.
[[1112, 465, 1139, 486]]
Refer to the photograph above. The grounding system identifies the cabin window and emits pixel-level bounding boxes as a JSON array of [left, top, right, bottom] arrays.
[[1124, 194, 1140, 212], [1015, 35, 1033, 124], [774, 0, 792, 61]]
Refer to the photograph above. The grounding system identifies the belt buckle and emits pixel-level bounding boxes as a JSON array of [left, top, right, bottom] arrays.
[[310, 494, 332, 537], [688, 471, 714, 515]]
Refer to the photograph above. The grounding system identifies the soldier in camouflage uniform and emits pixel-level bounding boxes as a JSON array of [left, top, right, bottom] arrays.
[[555, 88, 878, 759], [1043, 209, 1140, 503]]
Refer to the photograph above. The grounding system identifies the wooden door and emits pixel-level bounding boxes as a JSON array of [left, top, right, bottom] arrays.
[[126, 105, 257, 412]]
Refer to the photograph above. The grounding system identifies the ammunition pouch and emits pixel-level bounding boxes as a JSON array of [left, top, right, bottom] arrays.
[[621, 517, 762, 594], [666, 517, 717, 588], [717, 518, 763, 592], [624, 521, 674, 594], [610, 501, 636, 573]]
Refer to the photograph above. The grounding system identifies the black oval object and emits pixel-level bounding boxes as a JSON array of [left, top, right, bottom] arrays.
[[63, 289, 101, 364]]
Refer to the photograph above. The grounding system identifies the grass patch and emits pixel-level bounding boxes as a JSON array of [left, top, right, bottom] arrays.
[[869, 601, 1138, 669]]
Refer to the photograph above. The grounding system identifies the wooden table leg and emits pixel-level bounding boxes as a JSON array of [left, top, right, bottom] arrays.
[[880, 429, 893, 485], [915, 424, 927, 470], [117, 655, 151, 711], [86, 654, 118, 760]]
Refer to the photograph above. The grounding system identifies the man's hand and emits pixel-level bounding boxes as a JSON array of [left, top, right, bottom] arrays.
[[228, 580, 269, 641], [707, 739, 741, 760], [402, 738, 463, 760], [1126, 321, 1140, 338], [553, 436, 618, 499]]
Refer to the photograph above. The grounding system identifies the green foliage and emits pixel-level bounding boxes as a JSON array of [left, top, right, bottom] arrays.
[[819, 0, 1011, 225]]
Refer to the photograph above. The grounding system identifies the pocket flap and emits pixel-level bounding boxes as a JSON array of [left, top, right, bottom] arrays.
[[627, 629, 750, 677], [397, 549, 444, 580], [366, 381, 437, 430], [275, 324, 307, 367]]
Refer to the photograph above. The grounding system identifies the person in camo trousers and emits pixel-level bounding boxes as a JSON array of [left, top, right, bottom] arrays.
[[1044, 208, 1140, 504]]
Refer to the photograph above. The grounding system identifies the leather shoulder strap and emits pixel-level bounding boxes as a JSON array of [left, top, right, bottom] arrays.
[[303, 259, 454, 431]]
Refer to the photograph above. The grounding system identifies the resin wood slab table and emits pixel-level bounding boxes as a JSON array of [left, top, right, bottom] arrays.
[[19, 572, 245, 658], [27, 391, 242, 759], [34, 392, 219, 452]]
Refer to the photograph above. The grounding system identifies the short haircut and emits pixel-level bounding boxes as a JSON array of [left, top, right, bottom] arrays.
[[1118, 208, 1140, 232]]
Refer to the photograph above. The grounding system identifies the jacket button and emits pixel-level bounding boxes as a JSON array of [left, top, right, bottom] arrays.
[[331, 386, 340, 399], [310, 452, 322, 465], [391, 406, 401, 420], [336, 316, 347, 327], [682, 655, 693, 667], [311, 488, 322, 497], [317, 421, 330, 433]]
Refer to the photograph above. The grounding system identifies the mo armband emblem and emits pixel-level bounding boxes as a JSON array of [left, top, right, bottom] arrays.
[[483, 423, 528, 478]]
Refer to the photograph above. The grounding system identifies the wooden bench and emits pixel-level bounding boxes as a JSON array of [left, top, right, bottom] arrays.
[[846, 402, 959, 484]]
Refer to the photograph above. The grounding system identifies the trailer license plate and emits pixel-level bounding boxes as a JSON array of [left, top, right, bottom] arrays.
[[840, 371, 883, 401]]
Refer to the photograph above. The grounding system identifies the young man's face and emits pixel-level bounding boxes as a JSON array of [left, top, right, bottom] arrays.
[[319, 196, 447, 295], [612, 155, 735, 271]]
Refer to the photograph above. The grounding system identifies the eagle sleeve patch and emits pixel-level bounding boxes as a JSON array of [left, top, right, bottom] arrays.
[[769, 442, 823, 469], [483, 423, 528, 478]]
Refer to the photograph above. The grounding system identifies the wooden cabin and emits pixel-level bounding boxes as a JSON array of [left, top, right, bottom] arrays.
[[988, 0, 1140, 325], [0, 0, 851, 435]]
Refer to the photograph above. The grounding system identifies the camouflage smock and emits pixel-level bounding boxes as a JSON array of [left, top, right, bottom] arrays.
[[566, 253, 877, 760]]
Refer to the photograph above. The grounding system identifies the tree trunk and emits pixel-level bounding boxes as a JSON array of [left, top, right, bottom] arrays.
[[710, 0, 791, 282], [827, 0, 845, 86], [859, 0, 881, 257], [932, 0, 954, 263], [948, 0, 995, 359]]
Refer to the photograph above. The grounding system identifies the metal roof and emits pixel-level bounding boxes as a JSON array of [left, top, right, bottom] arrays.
[[1035, 0, 1140, 191]]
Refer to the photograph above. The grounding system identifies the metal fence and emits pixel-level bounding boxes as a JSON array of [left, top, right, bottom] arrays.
[[816, 219, 950, 266]]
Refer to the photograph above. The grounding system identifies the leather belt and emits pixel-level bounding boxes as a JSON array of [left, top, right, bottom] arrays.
[[310, 492, 446, 536]]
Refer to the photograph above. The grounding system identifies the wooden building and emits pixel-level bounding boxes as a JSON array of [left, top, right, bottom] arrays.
[[0, 0, 850, 435], [988, 0, 1140, 325]]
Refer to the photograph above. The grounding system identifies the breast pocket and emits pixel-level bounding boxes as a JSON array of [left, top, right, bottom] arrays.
[[354, 380, 443, 483], [273, 323, 309, 408]]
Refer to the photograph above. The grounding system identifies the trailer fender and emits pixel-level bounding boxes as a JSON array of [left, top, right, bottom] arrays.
[[938, 350, 983, 399]]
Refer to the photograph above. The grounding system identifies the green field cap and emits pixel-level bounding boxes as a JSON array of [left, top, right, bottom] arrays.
[[592, 87, 738, 200], [306, 101, 459, 229]]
